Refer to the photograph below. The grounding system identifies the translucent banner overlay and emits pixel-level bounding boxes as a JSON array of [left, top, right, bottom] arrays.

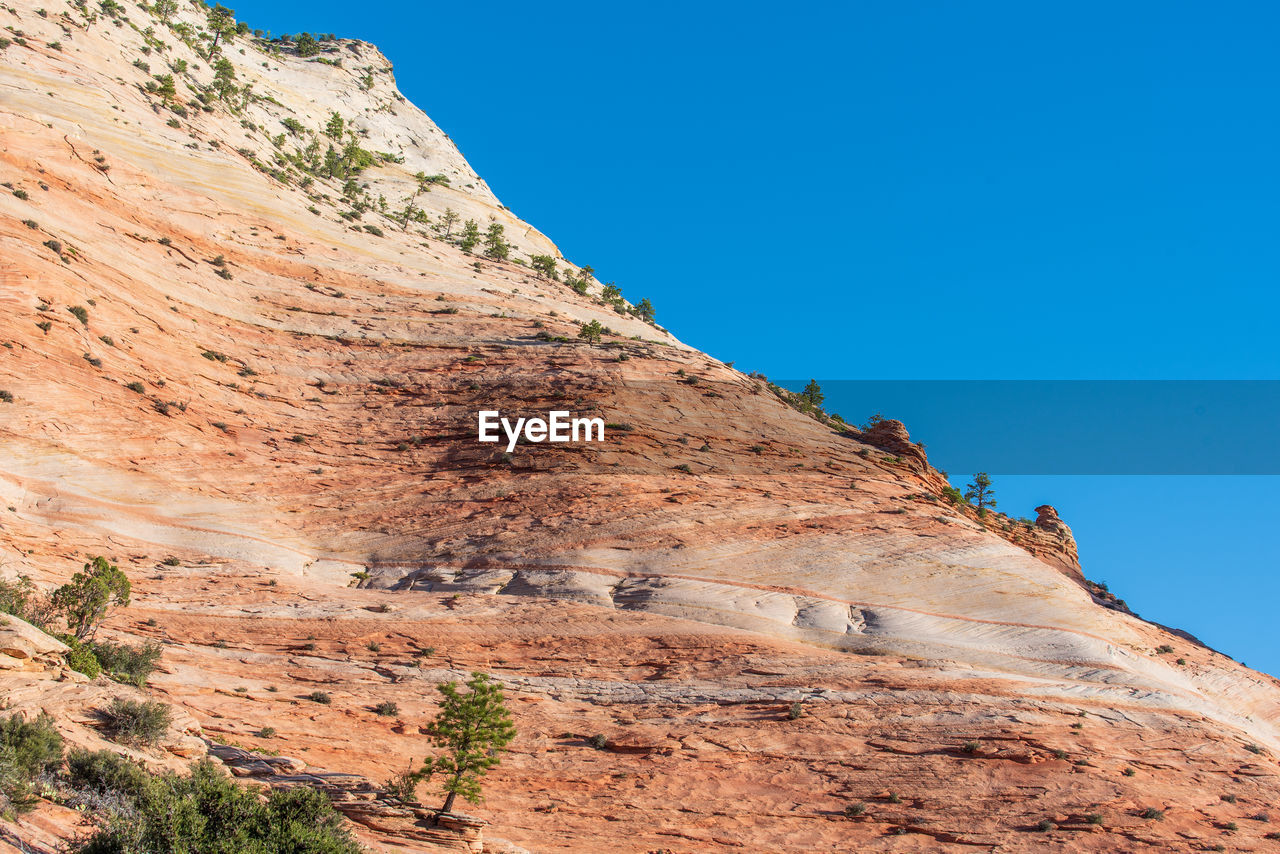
[[777, 381, 1280, 474]]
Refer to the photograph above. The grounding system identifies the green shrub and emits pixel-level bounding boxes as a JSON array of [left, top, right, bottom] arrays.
[[12, 189, 28, 200], [0, 712, 63, 813], [61, 634, 103, 678], [306, 691, 331, 704], [126, 381, 145, 393], [65, 748, 147, 796], [97, 698, 171, 747], [844, 802, 867, 818], [72, 760, 359, 854], [0, 575, 55, 628], [1140, 807, 1165, 820], [92, 640, 163, 686], [373, 701, 398, 717], [0, 713, 63, 779], [1036, 819, 1055, 832], [588, 733, 607, 750], [787, 701, 803, 720], [68, 305, 90, 326]]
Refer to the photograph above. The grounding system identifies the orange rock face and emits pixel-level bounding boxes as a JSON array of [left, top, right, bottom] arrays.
[[2, 1, 1280, 851]]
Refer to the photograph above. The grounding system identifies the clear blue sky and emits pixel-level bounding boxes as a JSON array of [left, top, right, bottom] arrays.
[[224, 1, 1279, 672]]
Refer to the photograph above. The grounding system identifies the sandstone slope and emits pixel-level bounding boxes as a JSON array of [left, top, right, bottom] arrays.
[[2, 1, 1280, 851]]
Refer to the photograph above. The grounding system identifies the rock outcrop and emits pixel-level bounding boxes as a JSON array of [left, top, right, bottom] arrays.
[[2, 0, 1280, 850]]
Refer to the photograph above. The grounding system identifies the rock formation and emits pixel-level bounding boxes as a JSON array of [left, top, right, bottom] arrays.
[[2, 0, 1280, 850]]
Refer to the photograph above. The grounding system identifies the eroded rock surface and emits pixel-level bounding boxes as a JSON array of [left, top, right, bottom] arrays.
[[2, 0, 1280, 851]]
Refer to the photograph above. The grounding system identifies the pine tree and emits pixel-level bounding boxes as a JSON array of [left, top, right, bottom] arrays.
[[418, 673, 516, 815], [153, 0, 177, 23], [52, 556, 131, 640], [964, 472, 996, 513], [459, 220, 480, 253], [205, 4, 236, 57], [153, 73, 177, 102], [211, 57, 237, 101], [530, 255, 558, 279], [483, 222, 509, 260], [438, 208, 459, 239], [578, 319, 603, 346], [399, 172, 432, 230], [295, 32, 319, 57], [635, 298, 655, 322], [325, 111, 345, 140], [800, 379, 824, 409]]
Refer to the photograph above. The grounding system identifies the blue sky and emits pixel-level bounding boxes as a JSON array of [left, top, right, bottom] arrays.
[[225, 2, 1278, 672]]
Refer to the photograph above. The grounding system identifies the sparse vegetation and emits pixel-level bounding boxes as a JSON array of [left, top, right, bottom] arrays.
[[1140, 807, 1165, 820], [68, 305, 90, 326], [0, 711, 63, 814], [374, 701, 399, 717], [71, 758, 359, 853], [97, 698, 171, 747], [92, 640, 163, 687], [307, 691, 332, 704]]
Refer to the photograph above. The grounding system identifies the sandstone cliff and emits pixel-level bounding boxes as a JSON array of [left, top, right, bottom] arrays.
[[2, 1, 1280, 851]]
